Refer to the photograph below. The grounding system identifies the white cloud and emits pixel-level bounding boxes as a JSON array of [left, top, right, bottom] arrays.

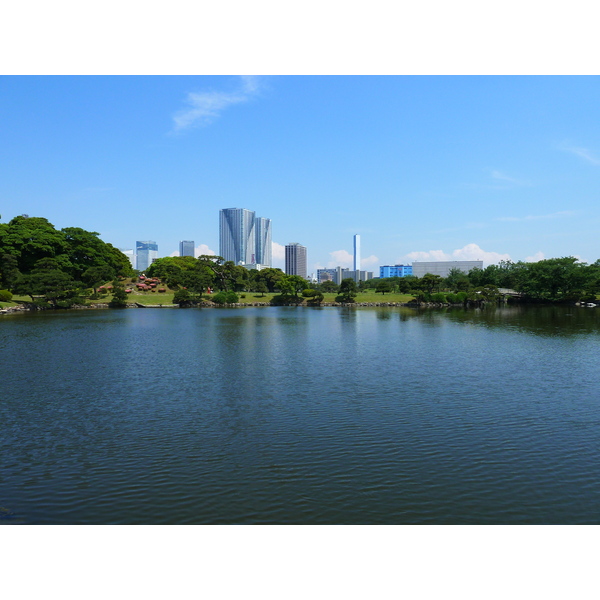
[[401, 243, 511, 267], [525, 251, 545, 262], [496, 210, 576, 222], [559, 143, 600, 165], [172, 76, 260, 132], [272, 241, 285, 269], [405, 249, 449, 262], [194, 244, 216, 258], [361, 255, 379, 268], [327, 249, 353, 268]]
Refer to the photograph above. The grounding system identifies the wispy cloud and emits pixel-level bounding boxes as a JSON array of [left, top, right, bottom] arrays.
[[172, 76, 261, 132], [490, 170, 530, 186], [559, 143, 600, 165], [496, 210, 577, 222]]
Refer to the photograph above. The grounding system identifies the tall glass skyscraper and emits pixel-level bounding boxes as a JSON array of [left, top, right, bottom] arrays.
[[136, 241, 158, 272], [254, 217, 272, 266], [219, 208, 271, 266]]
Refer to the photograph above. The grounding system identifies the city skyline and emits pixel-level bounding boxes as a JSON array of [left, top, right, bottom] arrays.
[[2, 76, 600, 272]]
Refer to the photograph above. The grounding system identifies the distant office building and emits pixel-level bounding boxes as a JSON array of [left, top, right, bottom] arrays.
[[120, 249, 135, 269], [317, 269, 336, 284], [219, 208, 272, 267], [344, 270, 373, 283], [242, 263, 270, 271], [354, 234, 361, 271], [254, 217, 272, 267], [317, 267, 371, 285], [285, 243, 307, 278], [379, 265, 413, 278], [136, 241, 158, 272], [179, 240, 195, 257], [411, 260, 483, 278]]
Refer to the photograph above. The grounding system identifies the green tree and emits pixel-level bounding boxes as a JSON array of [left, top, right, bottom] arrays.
[[81, 265, 117, 294], [109, 280, 128, 307], [0, 254, 21, 289], [337, 278, 358, 303], [13, 258, 80, 306], [320, 280, 339, 293], [255, 282, 268, 297], [419, 273, 443, 294], [174, 288, 198, 307], [376, 280, 392, 295], [278, 275, 308, 300], [0, 216, 68, 273]]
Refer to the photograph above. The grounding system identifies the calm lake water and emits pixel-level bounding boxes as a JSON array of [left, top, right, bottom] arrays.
[[2, 305, 600, 524]]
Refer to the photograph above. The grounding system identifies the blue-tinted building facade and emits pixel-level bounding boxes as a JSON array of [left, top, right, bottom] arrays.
[[379, 265, 413, 278]]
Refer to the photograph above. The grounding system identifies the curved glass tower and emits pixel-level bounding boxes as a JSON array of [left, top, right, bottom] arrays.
[[219, 208, 271, 266], [219, 208, 256, 265]]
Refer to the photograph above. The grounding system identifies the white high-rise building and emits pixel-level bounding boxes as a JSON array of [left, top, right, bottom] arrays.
[[285, 243, 307, 278], [219, 208, 271, 267], [354, 234, 361, 271], [136, 241, 158, 272], [120, 249, 135, 269]]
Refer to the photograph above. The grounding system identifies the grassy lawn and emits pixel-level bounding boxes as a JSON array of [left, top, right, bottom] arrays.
[[105, 290, 417, 306]]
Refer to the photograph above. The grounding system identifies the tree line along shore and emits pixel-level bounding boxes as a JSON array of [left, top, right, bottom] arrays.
[[2, 215, 600, 312]]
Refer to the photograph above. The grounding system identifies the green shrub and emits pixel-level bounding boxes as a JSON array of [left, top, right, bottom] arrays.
[[173, 289, 191, 305], [212, 292, 227, 304], [0, 289, 13, 302], [225, 291, 239, 303], [431, 292, 447, 303], [456, 291, 468, 303]]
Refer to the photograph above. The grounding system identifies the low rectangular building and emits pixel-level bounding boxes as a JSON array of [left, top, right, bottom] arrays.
[[411, 260, 483, 278]]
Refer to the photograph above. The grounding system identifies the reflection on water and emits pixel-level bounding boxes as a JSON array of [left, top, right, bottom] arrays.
[[1, 305, 600, 524]]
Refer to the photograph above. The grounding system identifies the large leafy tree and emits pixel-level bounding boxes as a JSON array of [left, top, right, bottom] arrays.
[[62, 227, 115, 279], [0, 216, 69, 273], [276, 275, 308, 301], [0, 216, 132, 293]]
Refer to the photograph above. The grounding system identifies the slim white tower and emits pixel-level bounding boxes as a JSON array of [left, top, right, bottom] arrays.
[[353, 234, 361, 271]]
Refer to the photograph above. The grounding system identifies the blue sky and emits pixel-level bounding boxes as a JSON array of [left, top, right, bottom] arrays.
[[2, 75, 600, 273]]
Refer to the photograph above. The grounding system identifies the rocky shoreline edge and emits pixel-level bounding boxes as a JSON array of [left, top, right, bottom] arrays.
[[2, 300, 439, 314]]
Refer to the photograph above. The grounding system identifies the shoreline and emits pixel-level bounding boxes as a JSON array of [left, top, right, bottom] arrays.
[[2, 298, 595, 315]]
